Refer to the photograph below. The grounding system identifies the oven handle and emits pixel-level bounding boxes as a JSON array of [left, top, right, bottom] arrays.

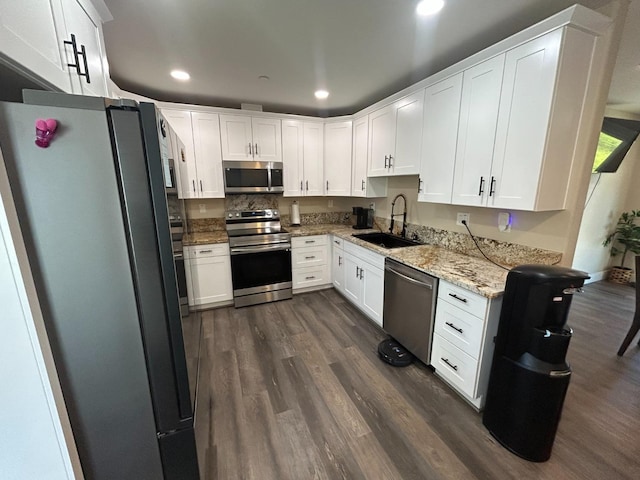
[[230, 243, 291, 255]]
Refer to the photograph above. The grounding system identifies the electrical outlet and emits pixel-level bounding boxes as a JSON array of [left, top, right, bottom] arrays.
[[456, 212, 470, 226], [199, 204, 206, 213], [498, 212, 511, 232], [369, 202, 375, 212], [328, 199, 334, 208]]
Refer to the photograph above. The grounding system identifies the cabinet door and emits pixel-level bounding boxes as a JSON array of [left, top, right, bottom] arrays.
[[282, 120, 304, 196], [332, 247, 345, 293], [360, 262, 384, 327], [219, 114, 253, 161], [192, 112, 224, 198], [351, 116, 368, 197], [490, 30, 562, 210], [418, 74, 463, 204], [451, 54, 505, 207], [392, 91, 424, 175], [324, 121, 352, 196], [60, 0, 108, 97], [0, 0, 70, 91], [163, 110, 198, 199], [252, 117, 282, 161], [343, 255, 362, 305], [303, 122, 324, 196], [190, 256, 233, 305], [368, 105, 395, 177]]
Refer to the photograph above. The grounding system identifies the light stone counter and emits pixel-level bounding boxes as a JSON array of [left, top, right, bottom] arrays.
[[182, 230, 228, 246]]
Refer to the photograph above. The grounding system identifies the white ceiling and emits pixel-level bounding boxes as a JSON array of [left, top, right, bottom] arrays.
[[102, 0, 640, 117]]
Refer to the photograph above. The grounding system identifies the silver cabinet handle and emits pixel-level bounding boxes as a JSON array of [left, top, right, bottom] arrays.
[[442, 358, 458, 371], [304, 256, 316, 260], [248, 143, 253, 156], [63, 34, 91, 84], [300, 180, 304, 192], [361, 179, 365, 191], [334, 240, 340, 245], [338, 256, 342, 266], [418, 178, 423, 193], [355, 266, 360, 277], [445, 322, 464, 334], [326, 180, 329, 191], [478, 176, 485, 196], [199, 249, 212, 254], [306, 180, 309, 191], [199, 180, 203, 192], [305, 276, 316, 280], [192, 180, 196, 193], [448, 293, 467, 303], [384, 155, 388, 168], [388, 155, 393, 168], [489, 176, 496, 197], [305, 240, 315, 244], [359, 268, 364, 279], [254, 143, 259, 157]]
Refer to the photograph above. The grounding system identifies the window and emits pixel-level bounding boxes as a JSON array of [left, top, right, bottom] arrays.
[[592, 117, 640, 173]]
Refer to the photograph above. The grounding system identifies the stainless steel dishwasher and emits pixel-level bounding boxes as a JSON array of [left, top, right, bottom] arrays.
[[383, 258, 438, 364]]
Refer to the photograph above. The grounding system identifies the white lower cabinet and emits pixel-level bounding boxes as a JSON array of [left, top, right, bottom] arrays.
[[292, 235, 331, 291], [431, 280, 502, 410], [331, 236, 345, 293], [184, 243, 233, 307], [341, 239, 385, 326]]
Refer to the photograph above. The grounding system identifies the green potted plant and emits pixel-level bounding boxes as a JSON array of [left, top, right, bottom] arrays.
[[603, 210, 640, 284]]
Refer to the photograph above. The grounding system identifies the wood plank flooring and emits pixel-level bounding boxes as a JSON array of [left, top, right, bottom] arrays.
[[181, 281, 640, 479]]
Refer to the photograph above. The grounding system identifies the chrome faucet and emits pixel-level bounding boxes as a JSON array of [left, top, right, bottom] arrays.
[[389, 193, 407, 238]]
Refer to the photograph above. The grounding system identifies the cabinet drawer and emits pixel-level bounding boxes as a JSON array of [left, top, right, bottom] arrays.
[[292, 264, 330, 290], [344, 240, 385, 270], [292, 235, 328, 248], [431, 334, 478, 398], [184, 243, 229, 259], [434, 301, 484, 359], [292, 245, 327, 268], [331, 235, 344, 249], [437, 280, 487, 319]]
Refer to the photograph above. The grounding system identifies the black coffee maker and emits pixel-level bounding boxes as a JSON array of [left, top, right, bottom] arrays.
[[352, 207, 373, 229], [483, 264, 589, 462]]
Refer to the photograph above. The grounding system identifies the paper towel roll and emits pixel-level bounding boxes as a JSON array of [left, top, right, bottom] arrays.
[[290, 201, 301, 226]]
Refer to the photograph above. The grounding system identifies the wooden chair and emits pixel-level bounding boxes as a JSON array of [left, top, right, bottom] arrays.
[[617, 255, 640, 356]]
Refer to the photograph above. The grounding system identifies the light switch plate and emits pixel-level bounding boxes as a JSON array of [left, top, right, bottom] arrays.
[[199, 204, 206, 213]]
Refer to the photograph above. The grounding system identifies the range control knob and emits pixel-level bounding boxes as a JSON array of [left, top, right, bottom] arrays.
[[236, 213, 240, 217], [273, 210, 278, 216], [228, 213, 232, 218]]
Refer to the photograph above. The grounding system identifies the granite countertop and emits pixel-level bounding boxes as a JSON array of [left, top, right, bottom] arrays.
[[182, 230, 228, 246], [183, 223, 508, 298]]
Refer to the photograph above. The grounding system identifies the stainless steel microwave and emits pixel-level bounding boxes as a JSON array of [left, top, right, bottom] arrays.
[[223, 161, 284, 194]]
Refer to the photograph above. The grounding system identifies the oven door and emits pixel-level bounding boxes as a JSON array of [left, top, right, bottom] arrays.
[[230, 244, 292, 295]]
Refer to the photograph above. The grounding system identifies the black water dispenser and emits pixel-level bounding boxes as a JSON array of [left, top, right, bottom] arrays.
[[482, 265, 589, 462]]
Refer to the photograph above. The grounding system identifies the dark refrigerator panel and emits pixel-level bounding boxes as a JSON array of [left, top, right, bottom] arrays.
[[0, 100, 164, 479]]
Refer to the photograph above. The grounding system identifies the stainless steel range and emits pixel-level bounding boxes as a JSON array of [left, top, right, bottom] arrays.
[[226, 209, 292, 307]]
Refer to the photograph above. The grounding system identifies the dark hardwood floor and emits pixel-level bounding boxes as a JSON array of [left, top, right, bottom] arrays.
[[181, 281, 640, 479]]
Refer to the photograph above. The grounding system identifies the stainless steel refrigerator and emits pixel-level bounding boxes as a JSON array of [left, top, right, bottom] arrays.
[[0, 91, 199, 480]]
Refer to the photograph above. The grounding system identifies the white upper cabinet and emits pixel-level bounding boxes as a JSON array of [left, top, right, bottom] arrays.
[[59, 0, 108, 97], [451, 54, 505, 207], [219, 114, 282, 162], [163, 110, 224, 199], [282, 120, 324, 196], [490, 27, 593, 211], [368, 90, 424, 177], [0, 0, 109, 96], [324, 121, 352, 196], [352, 116, 387, 198], [418, 73, 463, 204]]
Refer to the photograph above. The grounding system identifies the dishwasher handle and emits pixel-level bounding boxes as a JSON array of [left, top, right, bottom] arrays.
[[385, 265, 433, 289]]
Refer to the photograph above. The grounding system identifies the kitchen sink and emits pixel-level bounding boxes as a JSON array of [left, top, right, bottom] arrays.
[[352, 232, 421, 249]]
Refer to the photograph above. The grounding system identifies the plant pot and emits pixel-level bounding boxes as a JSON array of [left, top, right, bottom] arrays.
[[608, 266, 633, 284]]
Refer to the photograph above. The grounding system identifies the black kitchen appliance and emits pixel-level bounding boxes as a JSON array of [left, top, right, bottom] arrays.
[[482, 265, 589, 462], [352, 206, 373, 229], [0, 91, 199, 479]]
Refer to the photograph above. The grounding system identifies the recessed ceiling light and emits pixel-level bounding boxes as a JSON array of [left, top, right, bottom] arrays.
[[315, 90, 329, 100], [416, 0, 445, 16], [170, 70, 190, 81]]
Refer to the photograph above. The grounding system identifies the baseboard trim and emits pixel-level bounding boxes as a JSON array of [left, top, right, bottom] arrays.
[[584, 270, 607, 284]]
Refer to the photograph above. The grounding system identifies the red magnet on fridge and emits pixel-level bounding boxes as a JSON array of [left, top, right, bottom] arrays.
[[35, 118, 58, 148]]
